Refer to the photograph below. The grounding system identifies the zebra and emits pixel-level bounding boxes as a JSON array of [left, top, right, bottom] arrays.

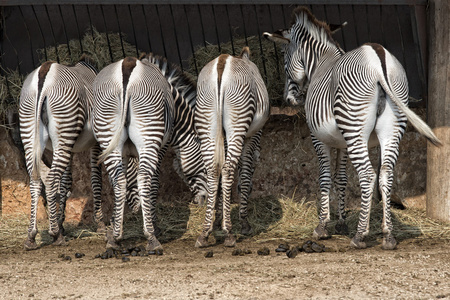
[[264, 7, 441, 250], [194, 47, 270, 248], [19, 56, 98, 250], [92, 54, 206, 251]]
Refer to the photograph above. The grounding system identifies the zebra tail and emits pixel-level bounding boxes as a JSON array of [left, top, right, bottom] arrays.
[[98, 89, 129, 163], [214, 84, 225, 172], [379, 74, 442, 147], [31, 76, 46, 181]]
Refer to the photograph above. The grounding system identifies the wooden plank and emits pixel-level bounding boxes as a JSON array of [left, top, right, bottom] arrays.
[[396, 5, 422, 102], [427, 0, 450, 223], [0, 1, 429, 6]]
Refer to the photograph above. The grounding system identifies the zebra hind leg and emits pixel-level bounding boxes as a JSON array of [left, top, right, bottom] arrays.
[[349, 166, 377, 249], [138, 151, 163, 252], [195, 168, 220, 248], [24, 179, 43, 250], [104, 155, 128, 250], [90, 145, 106, 233], [311, 138, 332, 240], [57, 163, 73, 236], [379, 164, 397, 250], [334, 149, 349, 236], [237, 130, 263, 235]]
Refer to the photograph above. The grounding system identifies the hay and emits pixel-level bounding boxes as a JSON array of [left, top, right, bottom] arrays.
[[0, 69, 25, 124], [0, 28, 142, 123], [37, 27, 141, 70], [187, 36, 286, 106], [1, 197, 449, 250]]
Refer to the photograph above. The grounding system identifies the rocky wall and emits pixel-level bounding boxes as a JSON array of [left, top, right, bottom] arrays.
[[0, 108, 429, 224]]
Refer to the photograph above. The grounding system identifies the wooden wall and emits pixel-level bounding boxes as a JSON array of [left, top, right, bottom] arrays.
[[1, 2, 427, 102]]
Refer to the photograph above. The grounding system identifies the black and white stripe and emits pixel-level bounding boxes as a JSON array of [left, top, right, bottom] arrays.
[[92, 54, 207, 251], [264, 7, 440, 250], [19, 57, 98, 250], [194, 47, 270, 248]]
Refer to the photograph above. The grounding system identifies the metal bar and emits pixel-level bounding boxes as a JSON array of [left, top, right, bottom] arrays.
[[169, 4, 183, 70], [0, 0, 429, 6], [114, 5, 126, 59], [239, 4, 248, 46], [58, 5, 72, 59], [128, 4, 140, 57], [155, 5, 168, 59], [225, 5, 235, 56], [254, 4, 268, 84], [44, 4, 60, 63], [211, 5, 221, 53], [72, 4, 83, 53], [184, 4, 198, 75], [141, 4, 153, 53], [18, 6, 37, 68], [100, 5, 114, 63], [410, 5, 427, 104]]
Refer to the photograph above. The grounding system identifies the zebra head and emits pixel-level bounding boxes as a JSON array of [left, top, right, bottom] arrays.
[[263, 7, 346, 106], [264, 28, 306, 106]]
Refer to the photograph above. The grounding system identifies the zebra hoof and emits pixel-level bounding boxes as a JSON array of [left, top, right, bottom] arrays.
[[146, 239, 163, 251], [224, 234, 236, 247], [52, 231, 67, 246], [350, 233, 367, 249], [96, 221, 107, 234], [105, 232, 121, 250], [195, 235, 209, 248], [382, 234, 397, 250], [194, 194, 206, 206], [58, 224, 66, 236], [24, 238, 39, 251], [313, 224, 331, 240], [334, 220, 349, 236], [240, 219, 253, 236], [106, 239, 121, 250], [153, 225, 162, 238]]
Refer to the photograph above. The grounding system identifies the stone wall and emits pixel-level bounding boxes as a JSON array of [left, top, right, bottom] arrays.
[[0, 108, 429, 224]]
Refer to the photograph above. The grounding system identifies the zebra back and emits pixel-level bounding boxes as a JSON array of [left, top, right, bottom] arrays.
[[140, 53, 207, 201], [19, 60, 94, 180]]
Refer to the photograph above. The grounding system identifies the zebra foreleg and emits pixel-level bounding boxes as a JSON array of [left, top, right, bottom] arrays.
[[90, 145, 106, 233], [24, 178, 43, 250], [212, 181, 223, 232], [238, 130, 263, 235], [220, 136, 246, 247], [379, 164, 397, 250], [334, 149, 349, 236], [147, 146, 168, 238], [312, 138, 332, 240], [125, 157, 141, 214]]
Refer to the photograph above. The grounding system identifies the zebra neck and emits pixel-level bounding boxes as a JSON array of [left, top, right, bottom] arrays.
[[305, 44, 343, 80]]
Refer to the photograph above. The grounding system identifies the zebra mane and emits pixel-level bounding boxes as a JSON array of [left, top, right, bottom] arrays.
[[291, 6, 340, 50], [76, 54, 98, 74], [140, 52, 197, 107]]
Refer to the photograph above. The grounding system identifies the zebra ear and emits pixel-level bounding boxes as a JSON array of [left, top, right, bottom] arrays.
[[263, 31, 290, 45], [240, 47, 251, 59], [329, 21, 348, 34]]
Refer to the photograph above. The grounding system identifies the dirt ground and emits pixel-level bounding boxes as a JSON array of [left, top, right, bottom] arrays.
[[0, 233, 449, 300]]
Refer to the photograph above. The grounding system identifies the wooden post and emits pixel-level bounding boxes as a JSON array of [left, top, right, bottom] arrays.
[[426, 0, 450, 222]]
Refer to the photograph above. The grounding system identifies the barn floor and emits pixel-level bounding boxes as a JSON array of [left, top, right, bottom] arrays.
[[1, 234, 449, 299]]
